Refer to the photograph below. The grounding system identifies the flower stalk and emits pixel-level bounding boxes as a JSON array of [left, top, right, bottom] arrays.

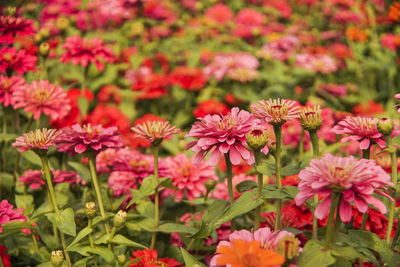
[[150, 145, 160, 249], [273, 124, 282, 230], [361, 145, 370, 230], [324, 192, 340, 249], [253, 150, 263, 230], [310, 131, 320, 239]]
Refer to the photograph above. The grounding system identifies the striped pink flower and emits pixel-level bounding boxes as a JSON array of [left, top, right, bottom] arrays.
[[12, 128, 60, 152], [295, 153, 393, 223], [131, 120, 180, 144], [251, 98, 300, 125], [186, 107, 259, 166]]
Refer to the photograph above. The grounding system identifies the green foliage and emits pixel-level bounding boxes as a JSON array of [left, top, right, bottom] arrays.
[[46, 208, 77, 236]]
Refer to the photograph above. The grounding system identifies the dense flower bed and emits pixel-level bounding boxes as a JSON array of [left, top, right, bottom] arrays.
[[1, 0, 400, 266]]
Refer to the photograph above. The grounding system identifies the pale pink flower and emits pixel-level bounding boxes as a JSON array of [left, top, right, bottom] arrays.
[[57, 124, 123, 155], [331, 116, 385, 150], [0, 200, 26, 233], [213, 173, 256, 200], [12, 128, 61, 152], [210, 227, 298, 267], [295, 53, 337, 74], [96, 148, 119, 174], [227, 68, 259, 83], [108, 171, 137, 196], [12, 80, 71, 120], [162, 153, 219, 202], [60, 35, 114, 71], [186, 107, 259, 166], [203, 52, 259, 81], [258, 35, 299, 61], [131, 121, 180, 144], [295, 153, 393, 223], [0, 75, 25, 107], [250, 98, 300, 125], [319, 83, 347, 97]]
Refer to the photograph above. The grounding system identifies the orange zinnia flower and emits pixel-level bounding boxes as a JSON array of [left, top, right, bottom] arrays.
[[346, 26, 367, 42], [216, 239, 285, 267], [389, 2, 400, 21]]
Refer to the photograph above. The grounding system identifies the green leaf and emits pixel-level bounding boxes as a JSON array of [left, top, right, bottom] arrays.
[[87, 246, 114, 264], [297, 240, 336, 267], [159, 177, 179, 190], [68, 162, 91, 182], [111, 234, 148, 249], [331, 245, 361, 261], [46, 208, 76, 236], [158, 223, 198, 235], [0, 172, 14, 191], [0, 133, 18, 142], [21, 150, 41, 166], [66, 244, 90, 256], [15, 194, 34, 216], [67, 227, 92, 249], [180, 248, 206, 267], [281, 163, 301, 176], [256, 162, 273, 177], [262, 184, 289, 200], [235, 180, 257, 192]]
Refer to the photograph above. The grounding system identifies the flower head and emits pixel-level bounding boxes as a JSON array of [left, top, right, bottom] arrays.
[[12, 128, 60, 153], [299, 105, 322, 131], [57, 124, 123, 155], [0, 16, 35, 44], [295, 153, 393, 223], [60, 35, 114, 71], [186, 107, 259, 166], [251, 99, 300, 126], [0, 75, 25, 107], [129, 249, 181, 267], [13, 80, 71, 120], [0, 199, 26, 233], [0, 47, 37, 74], [331, 116, 385, 150], [131, 120, 180, 146]]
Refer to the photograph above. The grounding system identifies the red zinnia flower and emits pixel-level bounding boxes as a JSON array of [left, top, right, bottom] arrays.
[[0, 47, 37, 75], [129, 249, 182, 267], [0, 16, 35, 44], [0, 245, 11, 267], [169, 66, 207, 91], [85, 104, 131, 134], [132, 73, 169, 100], [193, 99, 230, 118], [97, 85, 122, 104]]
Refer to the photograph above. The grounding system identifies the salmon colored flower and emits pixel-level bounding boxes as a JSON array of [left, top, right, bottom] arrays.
[[13, 80, 71, 120], [250, 98, 300, 126], [131, 120, 180, 145], [295, 154, 393, 223], [0, 75, 25, 107], [186, 107, 259, 166], [215, 239, 284, 267], [0, 16, 35, 44], [12, 128, 60, 152]]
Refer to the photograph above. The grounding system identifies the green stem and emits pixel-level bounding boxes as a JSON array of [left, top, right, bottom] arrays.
[[299, 130, 304, 159], [391, 213, 400, 249], [88, 219, 95, 248], [82, 65, 89, 95], [14, 115, 33, 176], [186, 238, 195, 251], [108, 226, 117, 250], [2, 106, 6, 134], [224, 153, 235, 232], [325, 193, 341, 250], [150, 146, 159, 249], [385, 135, 398, 244], [253, 150, 263, 230], [331, 195, 343, 244], [273, 124, 282, 230], [88, 155, 110, 234], [361, 146, 370, 230], [310, 131, 320, 239], [31, 232, 39, 253], [40, 155, 71, 267]]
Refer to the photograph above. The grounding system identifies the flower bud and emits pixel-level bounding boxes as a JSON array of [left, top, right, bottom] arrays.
[[114, 210, 127, 227], [299, 105, 322, 132], [84, 202, 97, 219], [276, 235, 300, 260], [51, 250, 64, 267], [5, 6, 16, 16], [377, 118, 394, 136], [247, 129, 268, 151], [39, 43, 50, 57], [56, 17, 69, 31], [117, 254, 126, 264], [39, 28, 50, 39], [205, 180, 217, 193]]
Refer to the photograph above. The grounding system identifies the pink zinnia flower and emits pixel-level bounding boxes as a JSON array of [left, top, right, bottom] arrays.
[[0, 16, 35, 44], [0, 199, 26, 233], [203, 52, 259, 82], [205, 4, 233, 25], [295, 53, 337, 74], [12, 128, 61, 152], [131, 120, 180, 144], [60, 35, 114, 71], [108, 171, 137, 196], [318, 83, 347, 97], [186, 107, 259, 166], [0, 75, 25, 107], [20, 169, 84, 190], [394, 94, 400, 113], [331, 116, 385, 150], [250, 98, 300, 125], [233, 8, 266, 38], [13, 80, 71, 120], [57, 124, 123, 155], [162, 153, 219, 202], [96, 148, 119, 174], [295, 154, 393, 223], [210, 227, 298, 267], [213, 173, 256, 200], [258, 35, 299, 61], [0, 47, 37, 75]]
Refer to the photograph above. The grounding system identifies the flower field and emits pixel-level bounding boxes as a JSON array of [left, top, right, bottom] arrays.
[[2, 0, 400, 266]]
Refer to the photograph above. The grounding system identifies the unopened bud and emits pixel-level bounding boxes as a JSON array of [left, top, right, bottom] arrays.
[[205, 180, 217, 192], [299, 105, 322, 132], [39, 43, 50, 57], [51, 250, 64, 267], [117, 254, 126, 264], [5, 6, 16, 16], [276, 235, 300, 260], [56, 17, 69, 31], [377, 118, 394, 136], [84, 202, 97, 219], [39, 28, 50, 39], [247, 129, 268, 151], [34, 33, 42, 44], [114, 210, 127, 227]]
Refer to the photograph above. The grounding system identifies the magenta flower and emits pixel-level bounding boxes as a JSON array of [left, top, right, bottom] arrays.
[[131, 121, 180, 144], [12, 128, 61, 152], [57, 124, 123, 155], [0, 16, 35, 44], [250, 98, 300, 125], [331, 116, 385, 150], [295, 153, 393, 223], [60, 35, 114, 71], [162, 153, 219, 202], [0, 75, 25, 107], [186, 107, 259, 166], [0, 199, 26, 233], [0, 47, 37, 75], [20, 169, 84, 190], [13, 80, 71, 120]]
